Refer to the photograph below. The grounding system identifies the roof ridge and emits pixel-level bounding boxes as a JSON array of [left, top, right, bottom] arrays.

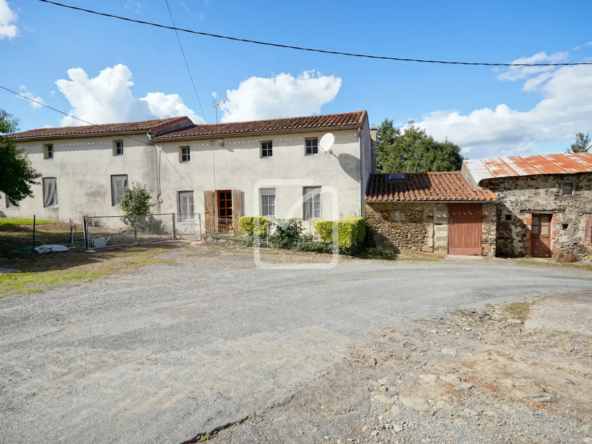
[[185, 110, 366, 128]]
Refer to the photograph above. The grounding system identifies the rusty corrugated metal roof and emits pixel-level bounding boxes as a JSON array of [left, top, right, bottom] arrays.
[[464, 153, 592, 184]]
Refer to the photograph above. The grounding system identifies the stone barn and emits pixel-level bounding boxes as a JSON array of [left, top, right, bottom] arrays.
[[365, 172, 497, 256], [462, 153, 592, 261]]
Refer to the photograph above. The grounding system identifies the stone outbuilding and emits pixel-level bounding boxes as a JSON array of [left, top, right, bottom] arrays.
[[365, 172, 497, 256], [462, 153, 592, 261]]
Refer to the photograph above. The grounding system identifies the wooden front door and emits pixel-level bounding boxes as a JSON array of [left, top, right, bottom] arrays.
[[531, 214, 552, 257], [217, 190, 233, 232], [449, 203, 483, 256]]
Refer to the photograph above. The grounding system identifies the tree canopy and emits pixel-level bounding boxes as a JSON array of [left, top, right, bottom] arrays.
[[376, 119, 464, 173], [567, 132, 591, 153], [0, 109, 41, 205]]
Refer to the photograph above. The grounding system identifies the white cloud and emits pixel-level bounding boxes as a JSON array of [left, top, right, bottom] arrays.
[[0, 0, 18, 40], [574, 41, 592, 51], [219, 71, 341, 123], [55, 64, 203, 126], [496, 51, 568, 82], [17, 86, 46, 109], [124, 1, 141, 14], [416, 51, 592, 158]]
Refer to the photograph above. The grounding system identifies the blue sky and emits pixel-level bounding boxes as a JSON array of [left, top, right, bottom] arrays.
[[2, 0, 592, 158]]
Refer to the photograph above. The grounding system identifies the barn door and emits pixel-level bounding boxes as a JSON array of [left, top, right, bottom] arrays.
[[204, 190, 215, 234], [449, 203, 482, 256]]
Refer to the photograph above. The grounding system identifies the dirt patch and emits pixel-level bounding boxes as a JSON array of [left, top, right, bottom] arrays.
[[215, 296, 592, 443]]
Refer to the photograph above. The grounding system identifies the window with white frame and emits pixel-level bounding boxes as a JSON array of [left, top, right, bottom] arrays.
[[303, 187, 321, 221], [114, 140, 124, 156], [305, 137, 318, 155], [111, 175, 128, 206], [261, 141, 273, 158], [42, 178, 58, 207], [180, 146, 190, 162], [260, 189, 276, 219], [44, 144, 54, 159], [178, 191, 195, 221]]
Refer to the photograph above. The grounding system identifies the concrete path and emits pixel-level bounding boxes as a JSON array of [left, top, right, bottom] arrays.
[[525, 290, 592, 335], [1, 250, 592, 443]]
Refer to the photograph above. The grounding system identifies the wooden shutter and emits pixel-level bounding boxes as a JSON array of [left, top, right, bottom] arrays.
[[232, 190, 243, 234], [204, 190, 215, 233]]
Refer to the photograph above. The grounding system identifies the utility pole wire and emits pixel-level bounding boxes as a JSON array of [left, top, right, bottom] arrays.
[[163, 0, 207, 122], [39, 0, 592, 67]]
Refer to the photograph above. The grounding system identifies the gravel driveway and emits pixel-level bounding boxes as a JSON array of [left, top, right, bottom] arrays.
[[1, 246, 592, 443]]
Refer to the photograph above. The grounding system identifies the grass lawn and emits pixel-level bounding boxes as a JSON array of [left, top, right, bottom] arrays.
[[0, 218, 56, 226], [0, 245, 177, 298]]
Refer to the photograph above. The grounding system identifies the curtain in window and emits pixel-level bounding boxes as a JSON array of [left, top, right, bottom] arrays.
[[111, 176, 128, 206], [43, 178, 58, 207], [261, 190, 276, 219], [179, 192, 195, 221], [303, 187, 321, 220]]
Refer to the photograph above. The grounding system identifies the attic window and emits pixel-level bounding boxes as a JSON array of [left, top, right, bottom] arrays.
[[561, 182, 574, 196], [387, 174, 406, 181]]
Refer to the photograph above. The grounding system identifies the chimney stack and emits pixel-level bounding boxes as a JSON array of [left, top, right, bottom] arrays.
[[370, 124, 377, 142]]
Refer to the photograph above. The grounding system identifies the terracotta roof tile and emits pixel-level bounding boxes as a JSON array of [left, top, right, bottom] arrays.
[[153, 110, 367, 140], [366, 172, 496, 203], [7, 116, 192, 141], [464, 153, 592, 184]]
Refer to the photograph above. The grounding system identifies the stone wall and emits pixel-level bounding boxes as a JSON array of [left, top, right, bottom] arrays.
[[365, 203, 433, 253], [482, 173, 592, 261], [365, 202, 496, 256]]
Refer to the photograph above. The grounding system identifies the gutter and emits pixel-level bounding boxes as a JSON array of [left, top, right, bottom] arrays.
[[365, 200, 498, 204], [9, 131, 154, 143]]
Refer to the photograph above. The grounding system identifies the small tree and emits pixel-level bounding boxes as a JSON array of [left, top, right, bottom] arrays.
[[567, 132, 591, 153], [0, 109, 42, 205], [119, 183, 155, 228]]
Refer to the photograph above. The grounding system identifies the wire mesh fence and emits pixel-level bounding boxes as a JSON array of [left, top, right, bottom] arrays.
[[175, 213, 202, 240], [1, 216, 83, 255], [84, 213, 175, 250]]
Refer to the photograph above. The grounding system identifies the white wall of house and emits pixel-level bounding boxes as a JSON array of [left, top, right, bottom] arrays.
[[3, 135, 156, 221], [154, 127, 367, 231], [5, 125, 372, 232]]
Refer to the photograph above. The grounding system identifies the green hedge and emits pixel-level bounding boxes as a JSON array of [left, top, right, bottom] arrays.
[[238, 216, 272, 237], [313, 216, 366, 252]]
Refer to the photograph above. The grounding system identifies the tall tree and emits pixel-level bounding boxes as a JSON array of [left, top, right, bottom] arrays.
[[376, 119, 464, 173], [0, 109, 41, 205], [567, 132, 591, 153]]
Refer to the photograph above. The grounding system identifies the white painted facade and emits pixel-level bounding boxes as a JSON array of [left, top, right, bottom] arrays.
[[5, 117, 373, 232]]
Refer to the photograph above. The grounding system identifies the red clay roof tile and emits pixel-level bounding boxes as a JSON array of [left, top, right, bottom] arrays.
[[153, 110, 367, 140], [366, 172, 496, 203], [7, 116, 192, 141]]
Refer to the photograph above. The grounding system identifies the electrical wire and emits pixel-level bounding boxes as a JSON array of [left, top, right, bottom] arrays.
[[40, 0, 592, 67], [163, 0, 207, 122]]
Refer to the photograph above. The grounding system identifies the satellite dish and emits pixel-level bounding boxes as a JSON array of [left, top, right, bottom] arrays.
[[319, 133, 335, 153]]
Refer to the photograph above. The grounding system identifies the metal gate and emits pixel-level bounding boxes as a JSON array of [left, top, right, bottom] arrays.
[[449, 203, 482, 256]]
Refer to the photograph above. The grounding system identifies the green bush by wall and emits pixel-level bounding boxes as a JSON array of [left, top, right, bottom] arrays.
[[238, 216, 272, 237], [313, 216, 366, 253]]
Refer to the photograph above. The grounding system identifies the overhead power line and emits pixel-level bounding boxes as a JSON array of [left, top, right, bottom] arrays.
[[40, 0, 592, 67], [163, 0, 207, 122]]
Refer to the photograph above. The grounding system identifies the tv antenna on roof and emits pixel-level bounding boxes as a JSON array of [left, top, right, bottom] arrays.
[[213, 99, 225, 123], [319, 133, 335, 154]]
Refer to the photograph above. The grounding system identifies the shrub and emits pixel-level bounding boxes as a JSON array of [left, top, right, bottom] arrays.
[[293, 241, 335, 254], [313, 216, 366, 254], [238, 216, 272, 237], [120, 183, 155, 227], [270, 218, 303, 247]]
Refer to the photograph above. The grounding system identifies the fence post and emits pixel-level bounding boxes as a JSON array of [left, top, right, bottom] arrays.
[[83, 216, 88, 250], [198, 214, 202, 239], [172, 213, 176, 240], [133, 215, 137, 244], [32, 215, 36, 249]]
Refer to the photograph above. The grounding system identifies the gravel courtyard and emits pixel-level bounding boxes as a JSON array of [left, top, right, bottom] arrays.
[[1, 244, 592, 443]]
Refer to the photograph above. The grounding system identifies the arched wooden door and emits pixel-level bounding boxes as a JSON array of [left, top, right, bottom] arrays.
[[449, 203, 482, 256]]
